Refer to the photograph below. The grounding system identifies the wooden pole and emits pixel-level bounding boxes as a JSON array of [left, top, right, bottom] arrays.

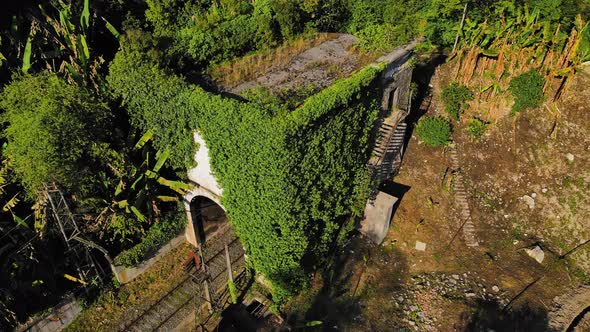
[[203, 280, 212, 312], [225, 244, 233, 283], [452, 1, 470, 54]]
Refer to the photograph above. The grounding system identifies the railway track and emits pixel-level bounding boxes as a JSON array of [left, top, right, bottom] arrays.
[[121, 229, 245, 331]]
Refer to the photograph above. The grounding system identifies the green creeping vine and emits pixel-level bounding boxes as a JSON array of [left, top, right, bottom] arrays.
[[108, 32, 382, 302]]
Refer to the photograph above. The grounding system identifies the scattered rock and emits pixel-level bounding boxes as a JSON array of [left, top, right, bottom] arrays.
[[531, 193, 537, 198], [415, 241, 427, 251], [566, 153, 575, 162], [492, 286, 500, 293], [452, 274, 460, 280], [521, 195, 535, 209], [525, 245, 545, 264], [542, 187, 548, 194], [465, 292, 476, 298]]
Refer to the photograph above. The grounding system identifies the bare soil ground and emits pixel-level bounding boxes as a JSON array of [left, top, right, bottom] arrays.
[[284, 63, 590, 332]]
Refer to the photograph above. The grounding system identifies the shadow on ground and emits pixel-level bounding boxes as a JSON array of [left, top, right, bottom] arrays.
[[284, 235, 411, 331], [463, 299, 549, 332]]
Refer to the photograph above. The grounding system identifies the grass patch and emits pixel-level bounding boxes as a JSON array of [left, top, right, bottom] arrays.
[[467, 118, 489, 140]]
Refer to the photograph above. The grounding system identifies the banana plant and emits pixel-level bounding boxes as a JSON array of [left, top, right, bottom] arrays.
[[95, 131, 192, 242], [0, 148, 26, 229], [35, 0, 95, 85]]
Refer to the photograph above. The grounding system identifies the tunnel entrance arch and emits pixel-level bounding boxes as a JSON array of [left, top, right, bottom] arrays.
[[190, 195, 228, 244], [183, 186, 227, 247]]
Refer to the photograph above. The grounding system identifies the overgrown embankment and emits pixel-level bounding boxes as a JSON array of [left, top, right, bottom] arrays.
[[108, 31, 383, 301]]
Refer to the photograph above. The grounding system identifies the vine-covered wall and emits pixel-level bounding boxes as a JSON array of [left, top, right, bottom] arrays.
[[108, 33, 383, 301]]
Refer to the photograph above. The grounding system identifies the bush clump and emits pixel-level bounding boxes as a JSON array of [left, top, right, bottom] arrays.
[[415, 116, 451, 147], [0, 73, 111, 196], [114, 213, 186, 267], [467, 118, 489, 139], [441, 82, 473, 121], [509, 70, 545, 113]]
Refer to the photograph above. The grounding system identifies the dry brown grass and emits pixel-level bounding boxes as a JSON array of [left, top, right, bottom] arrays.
[[451, 21, 585, 109], [209, 33, 338, 88]]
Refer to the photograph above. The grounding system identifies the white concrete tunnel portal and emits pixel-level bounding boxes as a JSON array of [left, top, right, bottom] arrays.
[[184, 131, 227, 247]]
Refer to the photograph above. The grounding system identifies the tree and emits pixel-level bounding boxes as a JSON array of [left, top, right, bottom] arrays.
[[0, 73, 112, 197]]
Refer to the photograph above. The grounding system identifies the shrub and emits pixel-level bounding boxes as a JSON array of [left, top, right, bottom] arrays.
[[356, 24, 397, 52], [114, 213, 187, 267], [509, 70, 545, 113], [415, 116, 451, 147], [467, 118, 488, 139], [441, 82, 473, 121]]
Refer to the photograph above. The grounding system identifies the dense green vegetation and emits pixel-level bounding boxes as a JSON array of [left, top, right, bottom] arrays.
[[509, 70, 546, 113], [0, 73, 111, 197], [114, 211, 186, 267], [0, 0, 589, 328], [415, 116, 452, 147], [107, 33, 382, 300]]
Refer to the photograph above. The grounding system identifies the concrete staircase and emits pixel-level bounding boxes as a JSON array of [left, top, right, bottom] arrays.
[[369, 121, 407, 185], [449, 145, 479, 247]]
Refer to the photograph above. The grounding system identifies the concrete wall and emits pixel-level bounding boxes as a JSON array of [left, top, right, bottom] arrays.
[[113, 234, 186, 284], [184, 131, 226, 247], [188, 132, 222, 197], [16, 298, 81, 332]]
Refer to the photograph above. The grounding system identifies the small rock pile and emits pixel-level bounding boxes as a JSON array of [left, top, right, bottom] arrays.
[[393, 272, 510, 331]]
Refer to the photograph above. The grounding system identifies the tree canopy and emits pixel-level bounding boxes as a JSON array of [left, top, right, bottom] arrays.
[[0, 73, 111, 196]]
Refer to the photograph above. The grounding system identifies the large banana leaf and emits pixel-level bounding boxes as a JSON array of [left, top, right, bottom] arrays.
[[157, 177, 193, 195], [156, 196, 178, 202], [80, 0, 90, 31], [76, 36, 88, 68], [21, 30, 32, 73], [103, 17, 120, 40], [153, 149, 170, 173], [130, 206, 146, 222], [134, 130, 153, 150]]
